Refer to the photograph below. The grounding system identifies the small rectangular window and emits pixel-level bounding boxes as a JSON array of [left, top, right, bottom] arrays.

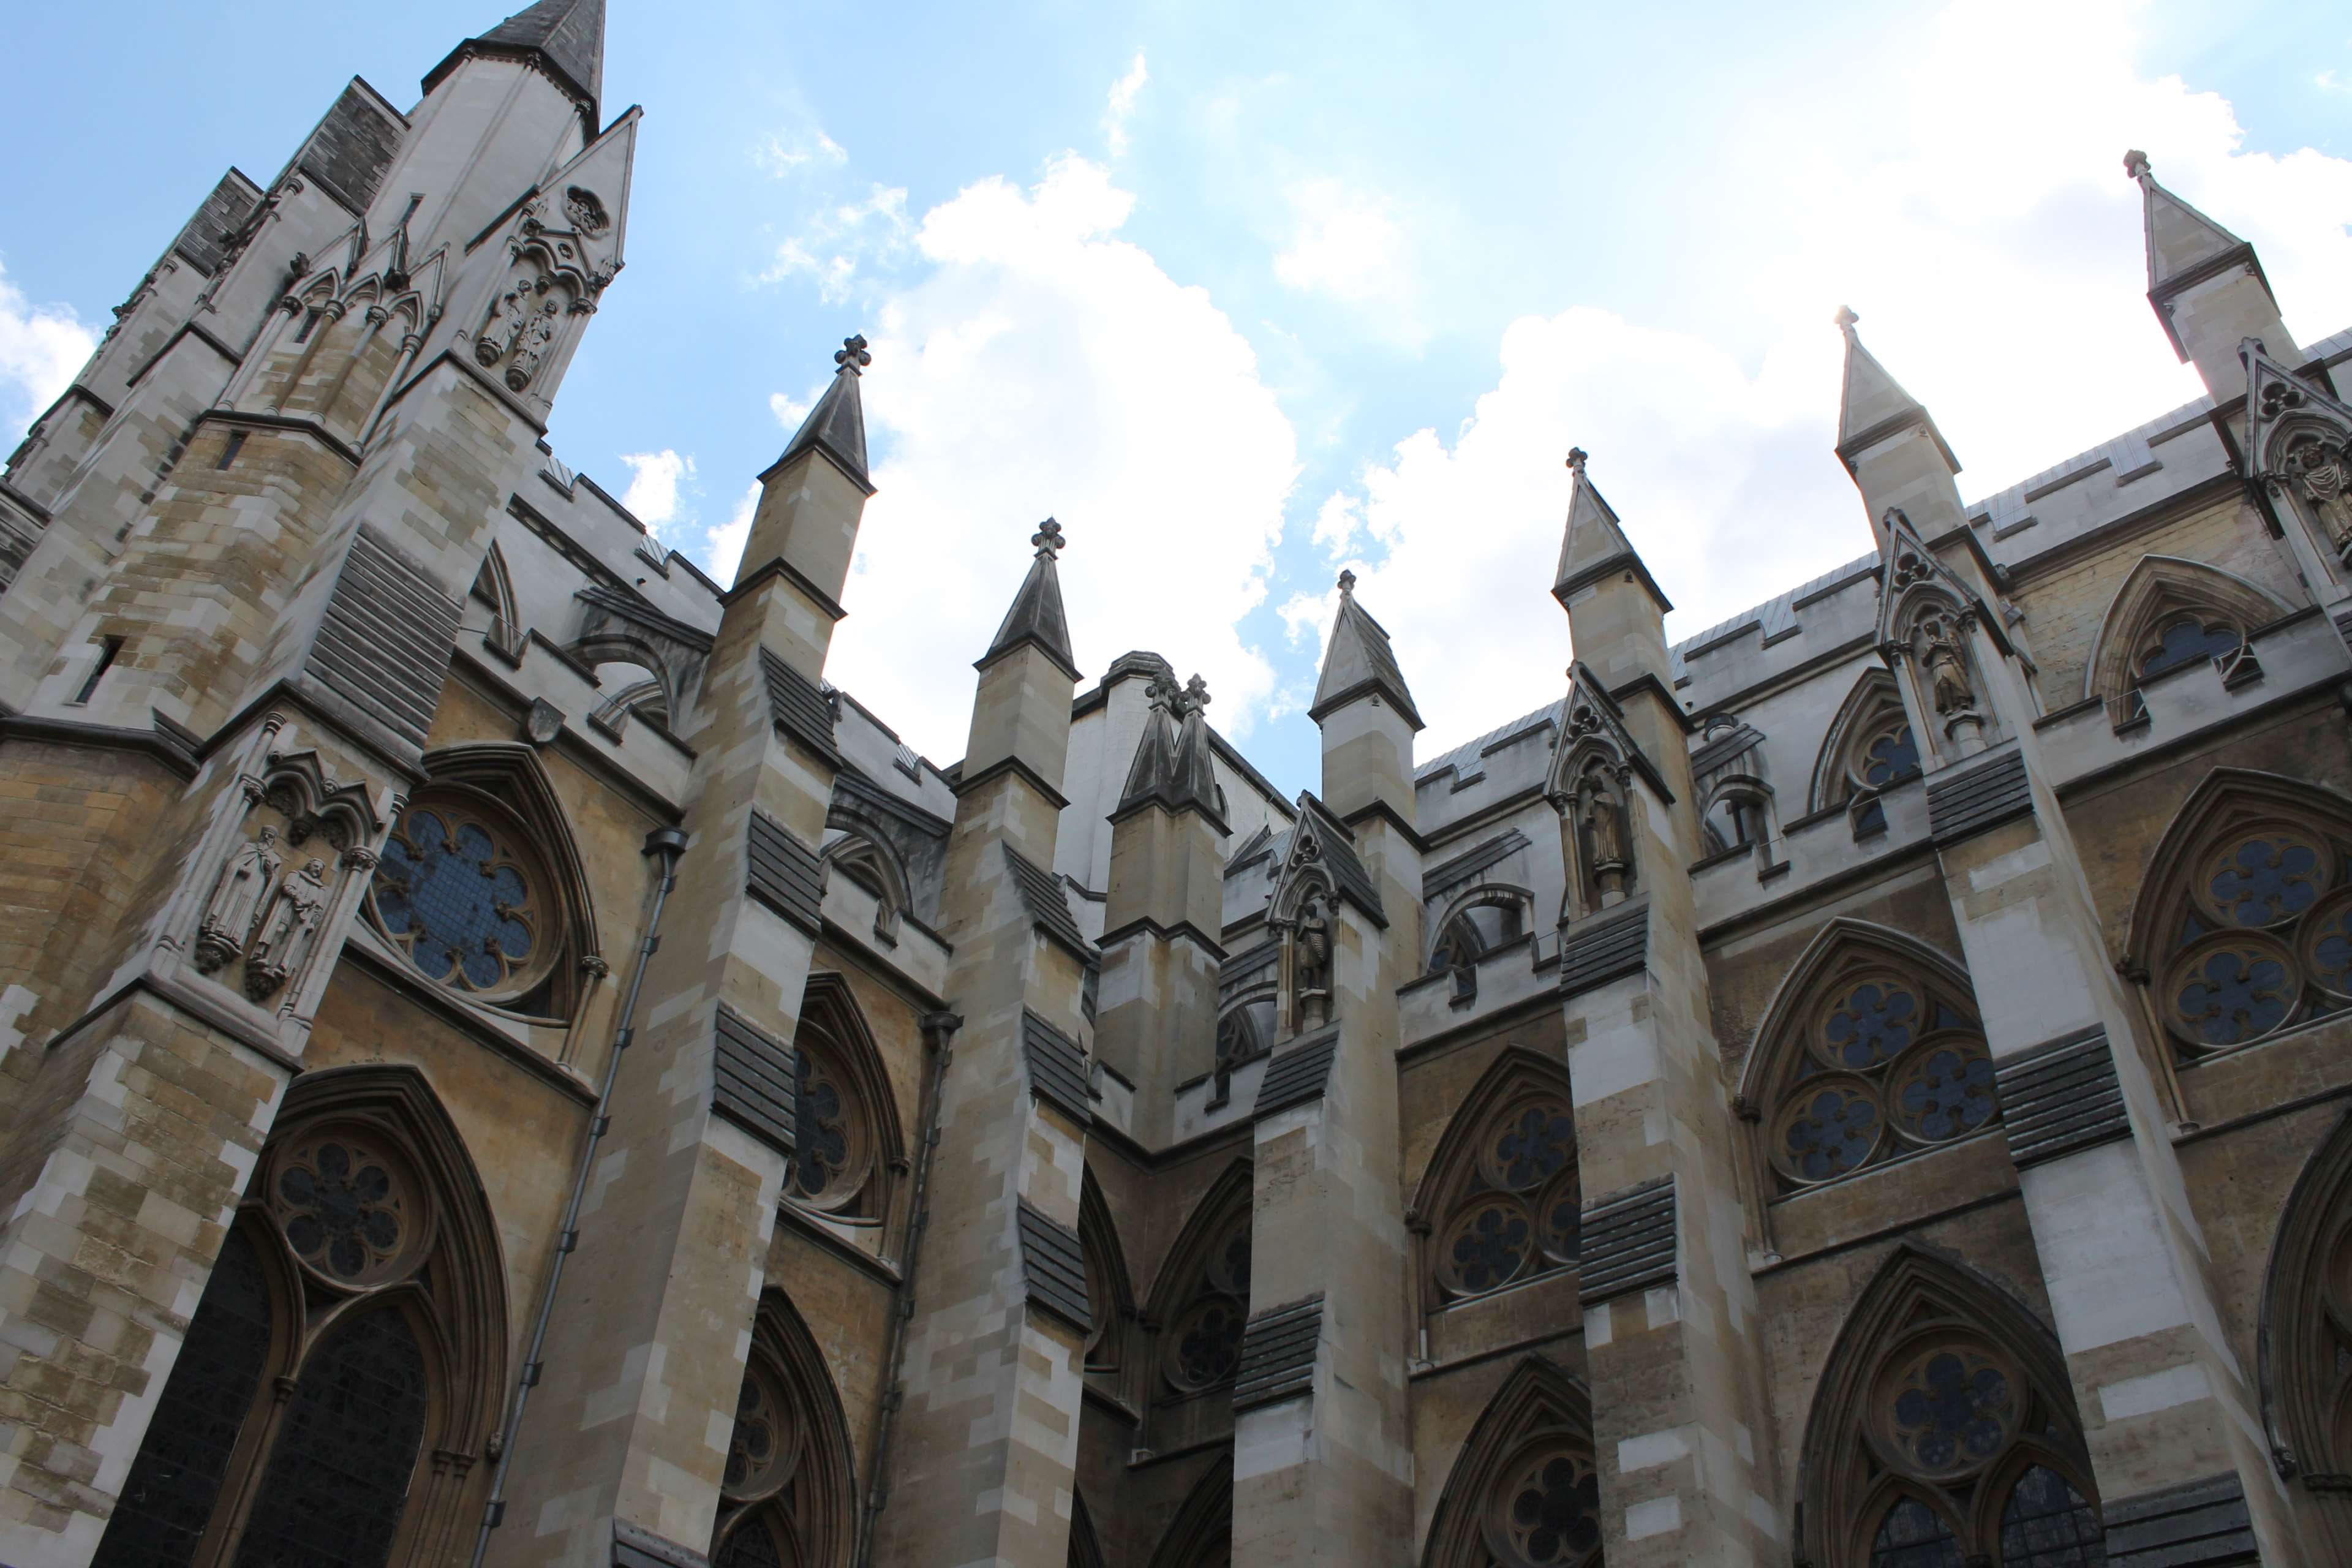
[[70, 636, 124, 706], [216, 431, 247, 469]]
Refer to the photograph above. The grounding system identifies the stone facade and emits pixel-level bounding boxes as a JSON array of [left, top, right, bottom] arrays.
[[4, 9, 2352, 1565]]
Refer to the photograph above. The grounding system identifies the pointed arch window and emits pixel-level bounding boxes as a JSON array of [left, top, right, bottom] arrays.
[[1145, 1169, 1254, 1406], [1814, 671, 1923, 839], [710, 1294, 857, 1568], [1412, 1053, 1580, 1312], [1422, 1357, 1601, 1568], [92, 1069, 507, 1568], [2124, 771, 2352, 1062], [1739, 927, 1998, 1196], [2260, 1109, 2352, 1552], [782, 976, 903, 1230], [1079, 1173, 1136, 1381], [1802, 1251, 2102, 1568], [2086, 556, 2285, 729]]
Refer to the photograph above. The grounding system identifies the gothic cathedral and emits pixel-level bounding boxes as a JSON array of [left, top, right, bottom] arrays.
[[2, 4, 2348, 1566]]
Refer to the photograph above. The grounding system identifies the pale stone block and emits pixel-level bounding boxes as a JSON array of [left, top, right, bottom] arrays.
[[2098, 1361, 2211, 1423], [1624, 1496, 1681, 1540], [1618, 1427, 1691, 1473], [1968, 839, 2051, 891], [1585, 1303, 1613, 1349], [1644, 1286, 1681, 1329], [2024, 1147, 2192, 1352]]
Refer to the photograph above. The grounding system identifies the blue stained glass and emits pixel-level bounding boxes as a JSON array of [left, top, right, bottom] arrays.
[[2140, 620, 2241, 679], [1863, 727, 1921, 788], [1784, 1088, 1879, 1180], [1869, 1498, 1964, 1568], [1450, 1203, 1532, 1293], [1826, 984, 1918, 1068], [792, 1054, 848, 1196], [1493, 1106, 1574, 1191], [2315, 912, 2352, 992], [1507, 1454, 1599, 1563], [1893, 1352, 2011, 1471], [377, 807, 534, 992], [2209, 837, 2322, 926], [2176, 949, 2293, 1046], [1999, 1464, 2105, 1567], [1896, 1047, 1997, 1142]]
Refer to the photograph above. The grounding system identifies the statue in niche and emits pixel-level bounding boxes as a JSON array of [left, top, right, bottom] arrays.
[[246, 858, 330, 1003], [1292, 892, 1333, 1032], [506, 298, 562, 391], [1915, 611, 1978, 721], [1577, 762, 1632, 907], [475, 271, 538, 367], [2285, 434, 2352, 559], [195, 826, 281, 975]]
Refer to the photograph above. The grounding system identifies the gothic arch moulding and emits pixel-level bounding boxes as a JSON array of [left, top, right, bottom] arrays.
[[1736, 919, 1998, 1196], [1408, 1049, 1579, 1315], [93, 1064, 510, 1568], [710, 1289, 861, 1568], [1809, 666, 1922, 835], [1797, 1245, 2101, 1568], [2260, 1106, 2352, 1553], [2122, 768, 2352, 1063], [1144, 1162, 1254, 1406], [1420, 1354, 1600, 1568], [820, 824, 914, 946], [1068, 1492, 1109, 1568], [786, 971, 908, 1235], [2082, 554, 2282, 723], [1080, 1166, 1137, 1382], [1144, 1458, 1233, 1568]]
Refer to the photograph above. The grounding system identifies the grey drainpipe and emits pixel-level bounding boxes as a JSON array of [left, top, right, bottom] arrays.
[[852, 1007, 961, 1567], [469, 825, 688, 1568]]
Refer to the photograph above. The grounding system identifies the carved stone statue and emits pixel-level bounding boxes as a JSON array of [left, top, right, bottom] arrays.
[[1292, 894, 1333, 1031], [1576, 765, 1632, 906], [195, 826, 281, 975], [507, 300, 561, 391], [246, 857, 330, 1002], [2286, 435, 2352, 558], [1917, 614, 1977, 718]]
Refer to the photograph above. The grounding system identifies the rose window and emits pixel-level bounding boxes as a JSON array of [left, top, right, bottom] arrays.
[[1161, 1213, 1251, 1395], [1762, 960, 2000, 1193], [790, 1052, 852, 1201], [370, 799, 553, 1003], [721, 1367, 800, 1501], [268, 1133, 418, 1286], [1485, 1438, 1601, 1568], [1860, 723, 1921, 790], [1431, 1090, 1580, 1303], [1881, 1347, 2016, 1478], [2149, 821, 2352, 1058]]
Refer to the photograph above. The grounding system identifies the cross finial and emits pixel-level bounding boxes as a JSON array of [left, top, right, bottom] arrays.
[[835, 334, 872, 374], [1185, 673, 1211, 711], [1031, 518, 1065, 559], [2123, 148, 2150, 182], [1337, 568, 1357, 597], [1565, 447, 1588, 473], [1834, 304, 1860, 332]]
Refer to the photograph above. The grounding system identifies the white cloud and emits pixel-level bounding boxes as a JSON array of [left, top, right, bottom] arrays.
[[762, 185, 913, 304], [811, 153, 1298, 761], [769, 391, 811, 429], [1273, 178, 1415, 322], [755, 129, 848, 178], [706, 482, 761, 586], [1104, 53, 1149, 158], [1314, 0, 2352, 757], [0, 264, 96, 446], [617, 448, 695, 535]]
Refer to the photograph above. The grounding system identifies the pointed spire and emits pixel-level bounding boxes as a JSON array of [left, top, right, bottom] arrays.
[[1553, 447, 1670, 613], [764, 336, 873, 493], [1834, 307, 1960, 475], [1311, 570, 1423, 730], [982, 519, 1080, 680], [426, 0, 606, 126], [2126, 149, 2247, 295], [1118, 670, 1224, 822]]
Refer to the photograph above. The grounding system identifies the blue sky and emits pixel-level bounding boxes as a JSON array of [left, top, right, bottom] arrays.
[[3, 0, 2349, 792]]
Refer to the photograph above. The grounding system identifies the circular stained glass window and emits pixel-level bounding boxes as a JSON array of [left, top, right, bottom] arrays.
[[1485, 1438, 1602, 1568], [2163, 932, 2297, 1050], [1877, 1343, 2018, 1479], [786, 1044, 869, 1213], [1821, 980, 1920, 1069], [721, 1365, 801, 1501], [1438, 1196, 1536, 1298], [2301, 891, 2352, 1000], [370, 796, 553, 1003], [1771, 1079, 1883, 1185], [1537, 1169, 1581, 1265], [1164, 1296, 1245, 1392], [1480, 1100, 1575, 1194], [2201, 833, 2327, 929], [268, 1130, 424, 1287], [1885, 1035, 1998, 1145]]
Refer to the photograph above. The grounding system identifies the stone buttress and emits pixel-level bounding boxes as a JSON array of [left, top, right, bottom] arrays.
[[1548, 454, 1779, 1564], [1836, 310, 2297, 1556], [1231, 572, 1419, 1565], [492, 340, 876, 1566], [1094, 668, 1227, 1144], [0, 7, 633, 1560], [869, 522, 1096, 1567]]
